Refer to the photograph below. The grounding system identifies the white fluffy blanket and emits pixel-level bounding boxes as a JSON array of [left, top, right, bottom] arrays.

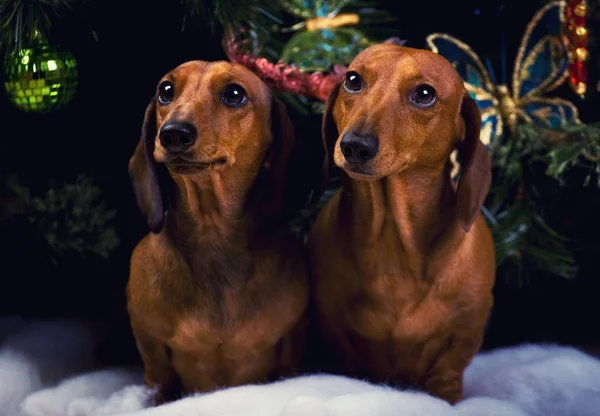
[[1, 316, 600, 416]]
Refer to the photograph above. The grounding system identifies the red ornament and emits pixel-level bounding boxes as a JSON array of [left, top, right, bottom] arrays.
[[564, 0, 589, 97]]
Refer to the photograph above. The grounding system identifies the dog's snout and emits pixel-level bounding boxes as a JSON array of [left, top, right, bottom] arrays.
[[159, 121, 197, 152], [340, 132, 379, 164]]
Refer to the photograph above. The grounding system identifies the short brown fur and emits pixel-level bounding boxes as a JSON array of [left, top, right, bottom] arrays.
[[308, 44, 495, 404], [127, 61, 314, 404]]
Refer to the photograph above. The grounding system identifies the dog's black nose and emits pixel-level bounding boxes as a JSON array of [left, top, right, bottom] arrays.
[[159, 121, 197, 152], [340, 132, 379, 164]]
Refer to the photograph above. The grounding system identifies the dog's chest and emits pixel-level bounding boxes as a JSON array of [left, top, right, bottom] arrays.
[[168, 308, 283, 351], [165, 264, 304, 369], [346, 269, 429, 335], [332, 232, 437, 340], [165, 293, 298, 390]]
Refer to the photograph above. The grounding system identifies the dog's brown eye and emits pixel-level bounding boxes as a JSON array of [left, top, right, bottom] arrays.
[[344, 71, 363, 93], [158, 81, 174, 105], [411, 85, 436, 107], [221, 83, 248, 107]]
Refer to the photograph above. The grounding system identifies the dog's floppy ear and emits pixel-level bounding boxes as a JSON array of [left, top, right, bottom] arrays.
[[318, 82, 342, 199], [455, 93, 492, 232], [128, 99, 169, 234], [251, 97, 302, 224]]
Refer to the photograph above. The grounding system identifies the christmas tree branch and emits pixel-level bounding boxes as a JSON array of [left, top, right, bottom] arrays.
[[540, 123, 600, 187], [341, 0, 398, 40], [181, 0, 282, 40], [491, 199, 578, 286], [0, 0, 75, 53], [485, 122, 600, 285]]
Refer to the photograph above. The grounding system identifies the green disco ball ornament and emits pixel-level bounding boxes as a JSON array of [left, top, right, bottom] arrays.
[[3, 39, 78, 113]]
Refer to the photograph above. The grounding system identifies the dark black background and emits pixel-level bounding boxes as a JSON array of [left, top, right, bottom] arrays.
[[1, 0, 599, 365]]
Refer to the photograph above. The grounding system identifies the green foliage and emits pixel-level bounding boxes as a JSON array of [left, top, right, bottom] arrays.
[[541, 123, 600, 187], [490, 202, 578, 286], [341, 0, 399, 40], [0, 0, 75, 53], [1, 174, 119, 263], [486, 122, 600, 285], [182, 0, 277, 31]]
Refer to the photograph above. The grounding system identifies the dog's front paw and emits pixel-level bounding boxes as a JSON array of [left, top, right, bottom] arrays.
[[423, 374, 463, 405]]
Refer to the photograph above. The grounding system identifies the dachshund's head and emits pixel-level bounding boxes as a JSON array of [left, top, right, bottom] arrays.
[[129, 61, 318, 233], [321, 43, 491, 231]]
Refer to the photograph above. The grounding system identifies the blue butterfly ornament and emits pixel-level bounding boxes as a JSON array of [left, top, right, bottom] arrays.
[[426, 1, 581, 178]]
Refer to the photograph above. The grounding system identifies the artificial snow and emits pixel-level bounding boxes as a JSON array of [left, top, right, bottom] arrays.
[[1, 316, 599, 416]]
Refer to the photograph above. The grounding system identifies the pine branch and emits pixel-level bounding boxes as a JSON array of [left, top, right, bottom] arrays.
[[485, 122, 600, 285], [542, 123, 600, 188], [342, 0, 398, 41], [181, 0, 288, 59], [490, 200, 577, 286], [1, 174, 119, 263], [0, 0, 75, 53], [181, 0, 282, 37]]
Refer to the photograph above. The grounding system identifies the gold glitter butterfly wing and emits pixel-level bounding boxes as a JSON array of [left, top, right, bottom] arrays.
[[511, 1, 581, 127], [518, 96, 580, 127], [512, 3, 569, 96], [427, 33, 504, 179]]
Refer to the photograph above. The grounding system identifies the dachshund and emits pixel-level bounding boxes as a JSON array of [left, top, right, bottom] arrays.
[[307, 44, 495, 404], [127, 60, 319, 404]]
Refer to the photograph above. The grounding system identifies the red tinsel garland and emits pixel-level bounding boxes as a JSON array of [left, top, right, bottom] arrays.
[[225, 35, 404, 102]]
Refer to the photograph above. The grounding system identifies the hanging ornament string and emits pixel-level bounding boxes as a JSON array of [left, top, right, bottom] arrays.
[[564, 0, 589, 97]]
